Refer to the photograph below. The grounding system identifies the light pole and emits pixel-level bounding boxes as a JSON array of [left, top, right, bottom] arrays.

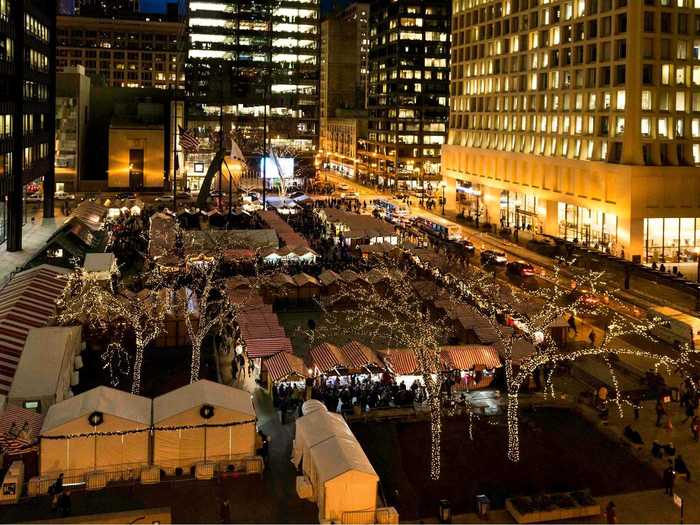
[[440, 181, 447, 215]]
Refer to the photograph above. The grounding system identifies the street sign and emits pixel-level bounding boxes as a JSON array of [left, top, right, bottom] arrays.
[[674, 494, 683, 509]]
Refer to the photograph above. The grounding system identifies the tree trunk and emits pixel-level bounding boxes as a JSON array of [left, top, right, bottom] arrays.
[[429, 395, 441, 480], [507, 392, 520, 462], [191, 339, 202, 383], [132, 336, 145, 395]]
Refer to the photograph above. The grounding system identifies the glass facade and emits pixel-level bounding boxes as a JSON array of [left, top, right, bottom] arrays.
[[558, 202, 618, 252], [644, 217, 700, 263], [500, 191, 539, 230]]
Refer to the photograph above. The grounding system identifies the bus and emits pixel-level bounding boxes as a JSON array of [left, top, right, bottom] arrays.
[[648, 306, 700, 349], [413, 216, 462, 241], [375, 200, 410, 220]]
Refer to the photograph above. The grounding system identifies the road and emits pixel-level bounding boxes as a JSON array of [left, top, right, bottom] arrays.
[[317, 170, 679, 361]]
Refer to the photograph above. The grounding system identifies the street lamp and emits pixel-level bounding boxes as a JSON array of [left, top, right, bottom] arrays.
[[440, 181, 447, 215]]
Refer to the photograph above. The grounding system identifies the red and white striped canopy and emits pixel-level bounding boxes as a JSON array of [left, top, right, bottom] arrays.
[[383, 349, 418, 376], [339, 341, 384, 371], [310, 343, 349, 374], [440, 345, 502, 371], [0, 265, 68, 395], [245, 337, 293, 359], [264, 351, 307, 383]]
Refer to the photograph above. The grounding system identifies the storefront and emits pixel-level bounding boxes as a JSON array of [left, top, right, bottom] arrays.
[[500, 191, 539, 230], [644, 217, 700, 263], [557, 202, 618, 251], [456, 180, 482, 221]]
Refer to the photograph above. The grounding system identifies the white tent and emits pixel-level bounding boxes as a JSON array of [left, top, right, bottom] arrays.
[[82, 253, 117, 282], [301, 399, 326, 416], [152, 380, 256, 472], [292, 409, 353, 468], [294, 410, 379, 522], [8, 326, 82, 414], [39, 386, 151, 477], [307, 436, 378, 522]]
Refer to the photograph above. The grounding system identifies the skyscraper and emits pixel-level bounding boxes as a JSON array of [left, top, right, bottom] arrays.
[[184, 0, 320, 193], [361, 0, 451, 190], [74, 0, 139, 17], [0, 0, 56, 251], [442, 1, 700, 262]]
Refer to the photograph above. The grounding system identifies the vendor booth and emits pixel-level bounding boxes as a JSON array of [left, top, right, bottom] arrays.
[[82, 253, 118, 284], [263, 351, 309, 392], [293, 408, 378, 522], [318, 270, 341, 295], [293, 273, 320, 301], [39, 386, 151, 480], [338, 341, 384, 376], [152, 380, 257, 474], [8, 326, 82, 414], [310, 343, 350, 377], [440, 345, 502, 390]]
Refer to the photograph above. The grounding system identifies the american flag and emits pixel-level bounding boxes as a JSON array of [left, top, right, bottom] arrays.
[[178, 126, 200, 152]]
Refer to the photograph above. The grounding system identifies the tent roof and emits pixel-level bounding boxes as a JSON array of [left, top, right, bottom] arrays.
[[263, 351, 308, 383], [41, 386, 151, 433], [318, 270, 340, 286], [153, 380, 255, 422], [296, 409, 354, 450], [83, 253, 116, 273], [309, 434, 379, 484], [9, 326, 81, 399], [339, 341, 383, 370], [293, 272, 319, 288], [311, 343, 349, 374], [440, 345, 502, 371]]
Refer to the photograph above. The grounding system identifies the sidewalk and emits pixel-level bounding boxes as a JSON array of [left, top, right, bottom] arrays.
[[0, 216, 64, 284]]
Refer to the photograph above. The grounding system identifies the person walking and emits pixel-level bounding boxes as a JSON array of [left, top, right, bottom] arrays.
[[663, 461, 676, 496], [605, 501, 617, 524], [567, 314, 577, 335], [691, 415, 700, 442], [656, 399, 667, 427]]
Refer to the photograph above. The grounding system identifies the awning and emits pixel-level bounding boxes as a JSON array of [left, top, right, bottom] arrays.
[[383, 349, 418, 376], [311, 343, 349, 374], [264, 351, 308, 383], [440, 345, 502, 371], [339, 341, 383, 371], [245, 337, 293, 359], [0, 265, 69, 395]]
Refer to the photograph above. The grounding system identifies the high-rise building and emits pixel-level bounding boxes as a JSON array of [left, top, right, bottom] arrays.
[[58, 0, 75, 16], [0, 0, 56, 251], [74, 0, 139, 17], [184, 0, 320, 193], [338, 3, 370, 108], [360, 0, 450, 190], [442, 1, 700, 262], [319, 3, 369, 180], [56, 14, 185, 90]]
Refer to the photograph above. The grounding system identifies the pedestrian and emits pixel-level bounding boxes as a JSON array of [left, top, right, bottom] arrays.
[[663, 461, 675, 496], [58, 491, 71, 517], [674, 455, 691, 482], [588, 330, 596, 345], [567, 314, 577, 334], [656, 399, 667, 427], [683, 401, 696, 423], [691, 415, 700, 442], [219, 498, 231, 524], [605, 501, 617, 524]]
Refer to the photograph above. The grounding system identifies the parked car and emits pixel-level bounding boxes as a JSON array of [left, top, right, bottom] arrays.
[[506, 260, 535, 278], [116, 191, 135, 200], [25, 193, 43, 203], [341, 191, 360, 200], [154, 194, 175, 202], [338, 183, 350, 191], [481, 250, 507, 266], [54, 191, 75, 201]]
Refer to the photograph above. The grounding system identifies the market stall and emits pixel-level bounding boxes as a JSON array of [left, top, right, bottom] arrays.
[[8, 326, 82, 414], [339, 341, 384, 376], [440, 345, 502, 390], [310, 343, 350, 378], [293, 273, 321, 301], [318, 270, 341, 295], [39, 386, 151, 479], [293, 408, 378, 522], [152, 380, 256, 473], [263, 351, 309, 392]]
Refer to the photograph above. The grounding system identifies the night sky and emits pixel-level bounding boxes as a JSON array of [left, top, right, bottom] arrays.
[[141, 0, 342, 14]]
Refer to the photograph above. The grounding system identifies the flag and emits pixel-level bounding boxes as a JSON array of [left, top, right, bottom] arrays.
[[178, 125, 200, 151], [230, 138, 246, 164]]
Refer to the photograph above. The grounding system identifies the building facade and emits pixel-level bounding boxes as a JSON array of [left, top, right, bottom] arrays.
[[362, 0, 451, 189], [56, 14, 185, 90], [338, 3, 370, 108], [184, 0, 320, 193], [72, 0, 139, 18], [0, 0, 56, 251], [443, 0, 700, 263], [56, 65, 91, 193]]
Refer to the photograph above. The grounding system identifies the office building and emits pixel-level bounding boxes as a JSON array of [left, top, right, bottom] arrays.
[[361, 0, 451, 189], [73, 0, 139, 17], [338, 3, 370, 107], [0, 0, 56, 251], [56, 14, 185, 90], [442, 0, 700, 263], [184, 0, 320, 193], [56, 65, 91, 192]]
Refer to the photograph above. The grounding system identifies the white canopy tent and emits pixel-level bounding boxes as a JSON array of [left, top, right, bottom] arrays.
[[8, 326, 82, 414], [293, 409, 379, 522], [39, 386, 151, 477], [152, 380, 256, 472], [82, 253, 117, 282]]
